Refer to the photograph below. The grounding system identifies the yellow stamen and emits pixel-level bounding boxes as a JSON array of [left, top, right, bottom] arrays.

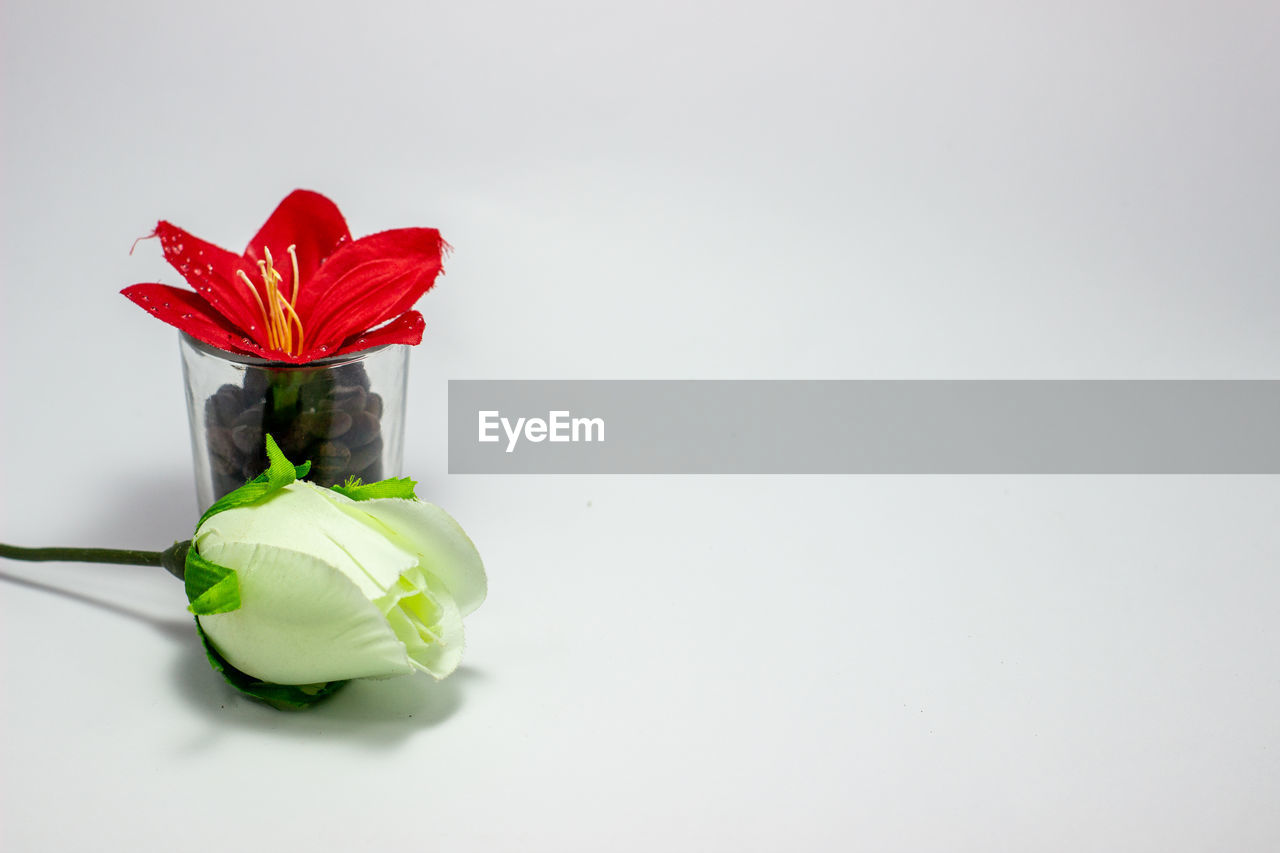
[[287, 244, 300, 305], [255, 262, 272, 344], [237, 269, 278, 350], [257, 260, 278, 343], [286, 245, 304, 353], [275, 287, 292, 353], [276, 282, 291, 353], [278, 297, 304, 355], [238, 245, 308, 357], [259, 256, 290, 353]]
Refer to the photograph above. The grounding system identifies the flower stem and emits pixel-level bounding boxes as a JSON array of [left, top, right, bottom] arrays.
[[268, 368, 306, 415], [0, 540, 190, 580]]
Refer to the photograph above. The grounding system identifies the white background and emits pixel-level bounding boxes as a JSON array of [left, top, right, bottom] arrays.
[[2, 1, 1278, 850]]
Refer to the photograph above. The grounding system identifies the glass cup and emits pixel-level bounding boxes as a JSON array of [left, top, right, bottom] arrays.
[[179, 333, 409, 511]]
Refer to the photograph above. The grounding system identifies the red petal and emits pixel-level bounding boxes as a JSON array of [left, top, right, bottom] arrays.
[[327, 311, 425, 359], [122, 284, 274, 358], [298, 228, 445, 352], [242, 190, 352, 305], [154, 221, 271, 350]]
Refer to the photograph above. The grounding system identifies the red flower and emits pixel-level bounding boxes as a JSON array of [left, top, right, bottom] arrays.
[[122, 190, 446, 363]]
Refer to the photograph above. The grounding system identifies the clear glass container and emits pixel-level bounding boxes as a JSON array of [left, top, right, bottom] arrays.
[[179, 333, 409, 512]]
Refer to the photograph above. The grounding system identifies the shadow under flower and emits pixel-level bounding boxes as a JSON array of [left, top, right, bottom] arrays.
[[0, 569, 192, 641], [170, 634, 482, 747], [0, 566, 482, 745]]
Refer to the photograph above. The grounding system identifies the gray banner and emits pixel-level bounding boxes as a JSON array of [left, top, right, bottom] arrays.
[[447, 380, 1280, 474]]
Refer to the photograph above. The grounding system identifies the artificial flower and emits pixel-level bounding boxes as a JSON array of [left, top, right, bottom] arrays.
[[185, 436, 486, 707], [0, 436, 485, 711], [122, 190, 446, 363]]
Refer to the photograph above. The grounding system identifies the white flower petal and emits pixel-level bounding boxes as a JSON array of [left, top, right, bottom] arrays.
[[196, 542, 412, 684], [382, 574, 466, 679], [342, 499, 487, 616], [197, 482, 417, 599]]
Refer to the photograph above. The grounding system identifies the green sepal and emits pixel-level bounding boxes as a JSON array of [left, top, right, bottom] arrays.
[[193, 621, 348, 711], [184, 548, 241, 615], [330, 475, 419, 501], [197, 434, 311, 529]]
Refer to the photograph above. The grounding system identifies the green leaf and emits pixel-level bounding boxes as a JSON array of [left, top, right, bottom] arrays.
[[263, 431, 296, 483], [330, 475, 419, 501], [194, 621, 348, 711], [184, 548, 241, 614], [197, 434, 311, 529]]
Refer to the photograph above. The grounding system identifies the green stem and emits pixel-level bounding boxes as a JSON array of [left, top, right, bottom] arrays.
[[0, 540, 191, 580], [268, 368, 308, 416]]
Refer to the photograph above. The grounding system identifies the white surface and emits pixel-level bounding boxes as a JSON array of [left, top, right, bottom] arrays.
[[2, 1, 1278, 850]]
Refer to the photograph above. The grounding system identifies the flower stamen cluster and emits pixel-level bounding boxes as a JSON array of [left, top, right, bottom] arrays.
[[235, 244, 305, 356]]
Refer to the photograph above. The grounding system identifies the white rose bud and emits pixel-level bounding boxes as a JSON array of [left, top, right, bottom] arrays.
[[184, 437, 485, 705]]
